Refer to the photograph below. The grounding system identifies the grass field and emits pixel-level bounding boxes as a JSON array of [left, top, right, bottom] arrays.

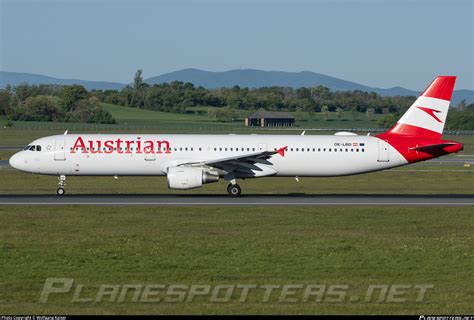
[[2, 103, 385, 131], [0, 205, 472, 314], [1, 164, 473, 195]]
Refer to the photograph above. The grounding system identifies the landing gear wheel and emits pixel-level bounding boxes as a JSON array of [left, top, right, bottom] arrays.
[[57, 175, 66, 196], [227, 184, 241, 197]]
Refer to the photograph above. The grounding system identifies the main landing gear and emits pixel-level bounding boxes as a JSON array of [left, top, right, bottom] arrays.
[[227, 183, 241, 197], [57, 175, 66, 196]]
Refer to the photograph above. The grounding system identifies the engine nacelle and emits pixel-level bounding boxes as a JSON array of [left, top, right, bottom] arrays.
[[167, 166, 219, 190]]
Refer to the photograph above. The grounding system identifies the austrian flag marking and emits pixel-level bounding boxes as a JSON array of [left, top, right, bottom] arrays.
[[70, 136, 171, 154]]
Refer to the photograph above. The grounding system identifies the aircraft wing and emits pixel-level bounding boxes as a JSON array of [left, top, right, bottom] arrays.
[[178, 146, 287, 172]]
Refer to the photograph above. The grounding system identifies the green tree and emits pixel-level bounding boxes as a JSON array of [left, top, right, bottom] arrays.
[[14, 83, 33, 104], [377, 114, 397, 128], [336, 107, 344, 120], [321, 105, 330, 121], [446, 110, 474, 130], [59, 85, 88, 112], [67, 98, 116, 124], [132, 69, 146, 108], [295, 108, 305, 121], [0, 89, 12, 116], [14, 95, 64, 121]]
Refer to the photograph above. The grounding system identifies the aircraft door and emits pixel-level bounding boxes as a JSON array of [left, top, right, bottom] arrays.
[[377, 140, 390, 162], [54, 139, 66, 161]]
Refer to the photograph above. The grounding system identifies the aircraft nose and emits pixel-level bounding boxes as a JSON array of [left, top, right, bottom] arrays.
[[9, 152, 26, 171]]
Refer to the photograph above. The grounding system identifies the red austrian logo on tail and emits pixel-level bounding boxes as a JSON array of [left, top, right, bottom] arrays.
[[416, 106, 443, 123]]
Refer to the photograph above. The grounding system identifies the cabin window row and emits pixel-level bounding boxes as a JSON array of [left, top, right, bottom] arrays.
[[280, 147, 365, 153], [69, 146, 365, 153]]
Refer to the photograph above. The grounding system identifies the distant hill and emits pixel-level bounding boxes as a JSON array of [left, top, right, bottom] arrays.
[[1, 69, 472, 104], [0, 71, 125, 91], [146, 68, 473, 105]]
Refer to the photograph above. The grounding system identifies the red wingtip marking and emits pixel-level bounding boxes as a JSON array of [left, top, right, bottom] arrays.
[[277, 146, 287, 157], [416, 106, 443, 123]]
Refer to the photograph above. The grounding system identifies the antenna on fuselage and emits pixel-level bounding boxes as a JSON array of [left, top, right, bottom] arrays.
[[301, 131, 305, 136], [63, 130, 68, 135]]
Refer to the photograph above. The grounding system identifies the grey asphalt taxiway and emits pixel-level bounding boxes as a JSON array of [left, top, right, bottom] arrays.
[[0, 194, 473, 206]]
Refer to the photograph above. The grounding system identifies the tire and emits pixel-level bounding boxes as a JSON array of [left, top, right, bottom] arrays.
[[227, 184, 241, 197], [57, 187, 65, 196]]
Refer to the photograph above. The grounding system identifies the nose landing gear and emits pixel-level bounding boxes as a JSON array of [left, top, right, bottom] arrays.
[[57, 175, 66, 195]]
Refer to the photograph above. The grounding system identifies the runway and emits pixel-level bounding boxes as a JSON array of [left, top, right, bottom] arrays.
[[0, 194, 473, 206]]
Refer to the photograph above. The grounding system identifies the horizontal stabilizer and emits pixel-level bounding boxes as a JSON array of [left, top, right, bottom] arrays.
[[409, 142, 458, 151]]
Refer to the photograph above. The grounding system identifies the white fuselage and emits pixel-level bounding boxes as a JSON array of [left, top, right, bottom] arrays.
[[10, 133, 408, 177]]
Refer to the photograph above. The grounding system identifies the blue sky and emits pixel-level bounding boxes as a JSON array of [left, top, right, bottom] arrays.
[[1, 0, 473, 90]]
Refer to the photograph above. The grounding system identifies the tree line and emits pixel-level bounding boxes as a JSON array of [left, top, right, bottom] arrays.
[[1, 69, 473, 129], [0, 83, 116, 125]]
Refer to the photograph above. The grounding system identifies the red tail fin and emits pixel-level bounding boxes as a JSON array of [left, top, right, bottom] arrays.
[[384, 76, 456, 139]]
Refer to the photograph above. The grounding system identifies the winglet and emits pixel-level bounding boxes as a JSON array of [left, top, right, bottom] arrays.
[[277, 146, 288, 157]]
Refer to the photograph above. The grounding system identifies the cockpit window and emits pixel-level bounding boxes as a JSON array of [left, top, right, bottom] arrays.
[[24, 144, 42, 151]]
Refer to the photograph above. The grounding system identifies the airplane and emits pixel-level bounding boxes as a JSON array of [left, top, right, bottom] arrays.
[[9, 76, 463, 196]]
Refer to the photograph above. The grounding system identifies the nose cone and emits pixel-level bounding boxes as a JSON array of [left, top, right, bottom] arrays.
[[9, 152, 27, 172]]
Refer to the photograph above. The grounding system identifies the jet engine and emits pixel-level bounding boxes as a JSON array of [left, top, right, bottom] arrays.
[[167, 166, 219, 190]]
